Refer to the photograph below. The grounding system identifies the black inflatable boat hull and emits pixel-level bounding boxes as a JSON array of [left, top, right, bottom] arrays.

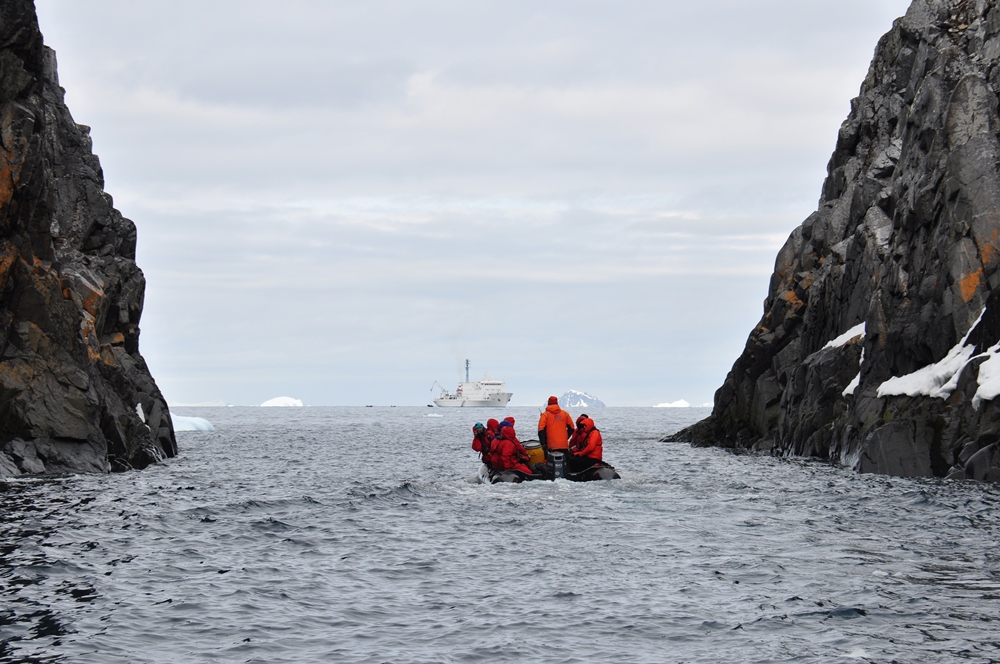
[[478, 460, 620, 484]]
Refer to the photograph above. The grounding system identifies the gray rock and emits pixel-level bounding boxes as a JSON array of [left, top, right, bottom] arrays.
[[0, 1, 175, 475], [665, 0, 1000, 483]]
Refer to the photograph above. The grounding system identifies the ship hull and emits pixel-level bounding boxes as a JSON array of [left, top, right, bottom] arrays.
[[433, 393, 512, 408]]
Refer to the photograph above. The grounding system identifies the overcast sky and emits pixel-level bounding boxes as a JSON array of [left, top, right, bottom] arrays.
[[34, 0, 913, 407]]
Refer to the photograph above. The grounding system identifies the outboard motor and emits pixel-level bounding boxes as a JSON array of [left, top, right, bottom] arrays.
[[550, 451, 566, 479]]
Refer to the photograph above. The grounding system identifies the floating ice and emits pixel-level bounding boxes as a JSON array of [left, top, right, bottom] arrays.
[[260, 397, 304, 407], [171, 415, 215, 432], [654, 400, 690, 408]]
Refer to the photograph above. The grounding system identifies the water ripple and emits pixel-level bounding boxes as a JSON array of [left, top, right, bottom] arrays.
[[1, 407, 999, 662]]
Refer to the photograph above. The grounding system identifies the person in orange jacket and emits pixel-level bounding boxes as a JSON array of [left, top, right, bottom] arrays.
[[537, 396, 574, 452], [571, 417, 603, 462]]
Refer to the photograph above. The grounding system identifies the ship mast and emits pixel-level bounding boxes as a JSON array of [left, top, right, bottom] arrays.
[[465, 359, 470, 382]]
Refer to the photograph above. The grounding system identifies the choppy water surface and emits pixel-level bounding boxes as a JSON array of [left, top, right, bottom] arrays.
[[2, 407, 1000, 663]]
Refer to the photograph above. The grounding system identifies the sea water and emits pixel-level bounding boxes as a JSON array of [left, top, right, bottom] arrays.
[[2, 406, 1000, 663]]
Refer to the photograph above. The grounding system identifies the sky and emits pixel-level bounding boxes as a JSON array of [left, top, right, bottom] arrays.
[[33, 0, 914, 407]]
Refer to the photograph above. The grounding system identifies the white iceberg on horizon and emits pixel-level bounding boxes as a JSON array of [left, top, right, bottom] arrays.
[[654, 400, 690, 408], [171, 415, 215, 431], [260, 396, 304, 407]]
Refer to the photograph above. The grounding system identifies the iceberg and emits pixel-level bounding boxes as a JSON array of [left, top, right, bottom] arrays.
[[260, 396, 304, 407], [171, 415, 215, 432], [261, 396, 304, 407], [561, 390, 606, 409], [654, 400, 690, 408]]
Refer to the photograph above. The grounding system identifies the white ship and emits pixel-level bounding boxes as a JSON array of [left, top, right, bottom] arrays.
[[432, 360, 512, 408]]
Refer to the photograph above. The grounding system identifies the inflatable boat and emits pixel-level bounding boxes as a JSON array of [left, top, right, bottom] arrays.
[[478, 446, 621, 484]]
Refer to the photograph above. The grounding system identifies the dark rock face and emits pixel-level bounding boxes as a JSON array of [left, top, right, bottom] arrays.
[[0, 1, 175, 475], [667, 0, 1000, 482]]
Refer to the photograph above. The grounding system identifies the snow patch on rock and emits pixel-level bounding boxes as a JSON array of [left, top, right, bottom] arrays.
[[877, 309, 984, 400], [824, 322, 865, 349]]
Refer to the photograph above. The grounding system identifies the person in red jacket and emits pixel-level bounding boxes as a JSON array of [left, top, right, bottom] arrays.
[[538, 396, 574, 451], [494, 419, 532, 475], [471, 422, 495, 468], [569, 417, 603, 471]]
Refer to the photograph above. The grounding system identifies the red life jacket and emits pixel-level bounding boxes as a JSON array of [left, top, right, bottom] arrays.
[[472, 431, 496, 466], [493, 437, 532, 474]]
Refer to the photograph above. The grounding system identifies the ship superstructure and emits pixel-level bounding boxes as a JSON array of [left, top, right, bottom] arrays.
[[432, 360, 512, 408]]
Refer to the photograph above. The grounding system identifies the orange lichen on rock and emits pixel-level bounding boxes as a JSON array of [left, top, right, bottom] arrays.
[[79, 285, 104, 317], [0, 245, 17, 290], [79, 313, 101, 362], [980, 227, 1000, 267], [959, 267, 983, 303], [0, 147, 24, 210]]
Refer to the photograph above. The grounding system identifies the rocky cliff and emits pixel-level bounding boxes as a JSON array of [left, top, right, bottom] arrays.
[[0, 1, 175, 476], [668, 0, 1000, 482]]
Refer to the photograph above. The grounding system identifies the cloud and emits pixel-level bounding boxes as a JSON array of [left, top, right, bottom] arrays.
[[35, 0, 913, 406]]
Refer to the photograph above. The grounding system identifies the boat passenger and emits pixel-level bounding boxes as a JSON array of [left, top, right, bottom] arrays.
[[493, 421, 532, 475], [486, 418, 500, 441], [568, 413, 589, 451], [537, 396, 574, 452], [570, 417, 603, 463], [472, 422, 495, 468], [496, 419, 527, 453]]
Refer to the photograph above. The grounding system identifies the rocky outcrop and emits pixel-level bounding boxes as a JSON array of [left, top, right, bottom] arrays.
[[0, 1, 175, 476], [667, 0, 1000, 482]]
